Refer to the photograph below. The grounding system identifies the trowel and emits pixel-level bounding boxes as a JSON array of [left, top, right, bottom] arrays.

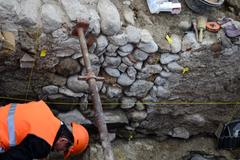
[[197, 16, 207, 43], [192, 19, 198, 41]]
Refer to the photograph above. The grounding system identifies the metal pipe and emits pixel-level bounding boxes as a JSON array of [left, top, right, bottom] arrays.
[[77, 28, 115, 160]]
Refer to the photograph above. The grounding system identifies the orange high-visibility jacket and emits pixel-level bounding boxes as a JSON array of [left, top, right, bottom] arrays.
[[0, 100, 61, 153]]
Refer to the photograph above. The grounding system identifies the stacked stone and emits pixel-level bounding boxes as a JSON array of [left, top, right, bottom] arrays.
[[0, 0, 185, 128], [37, 1, 177, 102]]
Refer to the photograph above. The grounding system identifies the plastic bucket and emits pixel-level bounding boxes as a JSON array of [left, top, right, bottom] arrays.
[[185, 0, 224, 13]]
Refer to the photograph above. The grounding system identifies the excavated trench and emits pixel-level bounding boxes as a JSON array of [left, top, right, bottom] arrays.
[[0, 0, 240, 159]]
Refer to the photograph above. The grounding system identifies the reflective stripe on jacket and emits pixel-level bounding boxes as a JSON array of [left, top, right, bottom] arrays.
[[0, 146, 4, 153], [0, 100, 61, 152]]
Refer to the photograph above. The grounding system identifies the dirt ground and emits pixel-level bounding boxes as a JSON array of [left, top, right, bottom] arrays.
[[112, 136, 234, 160]]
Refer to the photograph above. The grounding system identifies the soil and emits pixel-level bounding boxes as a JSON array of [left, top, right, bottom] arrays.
[[112, 136, 234, 160]]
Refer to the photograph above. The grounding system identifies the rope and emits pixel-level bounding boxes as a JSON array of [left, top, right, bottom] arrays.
[[25, 28, 42, 101], [0, 96, 239, 106]]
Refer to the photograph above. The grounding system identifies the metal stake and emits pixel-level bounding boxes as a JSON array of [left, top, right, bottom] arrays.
[[74, 23, 115, 160]]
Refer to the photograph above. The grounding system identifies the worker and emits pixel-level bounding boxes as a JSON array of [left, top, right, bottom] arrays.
[[0, 100, 89, 160]]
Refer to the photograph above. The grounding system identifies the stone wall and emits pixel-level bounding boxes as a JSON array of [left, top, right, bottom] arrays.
[[0, 0, 240, 141]]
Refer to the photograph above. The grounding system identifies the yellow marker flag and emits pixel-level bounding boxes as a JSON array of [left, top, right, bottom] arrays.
[[166, 34, 173, 44], [40, 49, 47, 57], [182, 67, 189, 74]]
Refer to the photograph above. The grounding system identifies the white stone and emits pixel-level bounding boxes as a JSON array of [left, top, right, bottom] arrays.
[[167, 62, 183, 73], [107, 44, 119, 53], [52, 27, 69, 43], [97, 0, 121, 36], [42, 85, 58, 95], [154, 76, 167, 86], [118, 63, 128, 72], [96, 35, 108, 52], [138, 41, 158, 53], [105, 52, 117, 57], [67, 75, 102, 93], [168, 127, 190, 139], [72, 52, 83, 59], [79, 54, 100, 65], [81, 64, 101, 76], [156, 86, 170, 98], [104, 110, 129, 124], [128, 111, 147, 121], [117, 73, 135, 86], [121, 97, 137, 109], [182, 32, 200, 51], [59, 38, 81, 51], [140, 29, 153, 43], [103, 56, 121, 68], [160, 71, 172, 78], [55, 49, 75, 57], [58, 109, 92, 125], [160, 53, 180, 64], [143, 64, 162, 74], [127, 66, 137, 79], [185, 114, 206, 127], [123, 7, 135, 25], [59, 86, 84, 98], [133, 49, 149, 61], [159, 38, 171, 52], [0, 0, 20, 22], [117, 50, 130, 57], [141, 95, 158, 108], [107, 86, 122, 98], [122, 57, 134, 66], [135, 101, 145, 111], [137, 65, 162, 79], [108, 32, 128, 46], [104, 67, 121, 77], [134, 62, 143, 70], [126, 25, 141, 43], [18, 0, 42, 26], [170, 34, 182, 53], [119, 44, 134, 53], [89, 9, 101, 35], [60, 0, 90, 21], [46, 73, 67, 86], [41, 4, 66, 33], [125, 80, 154, 98]]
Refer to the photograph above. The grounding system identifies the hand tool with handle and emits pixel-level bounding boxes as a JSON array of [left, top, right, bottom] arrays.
[[197, 16, 207, 43], [72, 20, 115, 160]]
